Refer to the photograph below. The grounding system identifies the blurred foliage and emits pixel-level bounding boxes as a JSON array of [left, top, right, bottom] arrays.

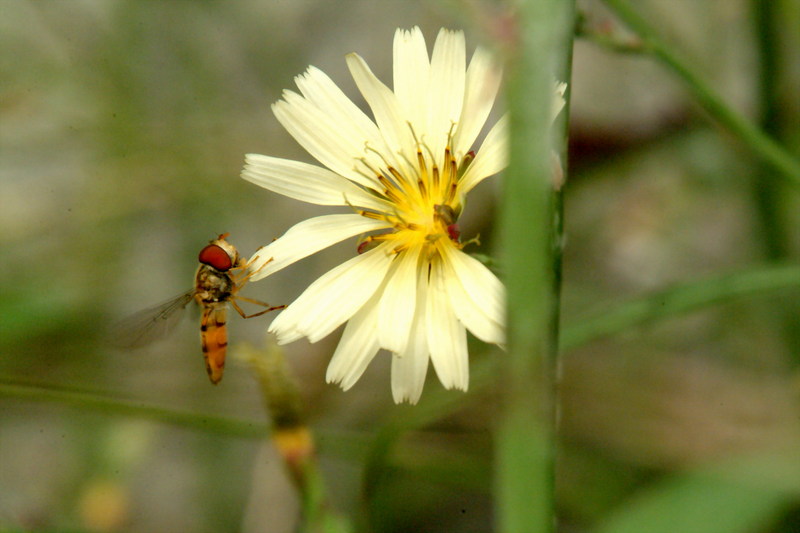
[[2, 0, 800, 532]]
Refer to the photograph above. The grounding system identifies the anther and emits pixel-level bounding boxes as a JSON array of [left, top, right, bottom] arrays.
[[457, 151, 475, 178], [434, 204, 457, 226]]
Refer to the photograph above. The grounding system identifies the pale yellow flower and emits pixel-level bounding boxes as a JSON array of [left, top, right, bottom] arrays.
[[242, 27, 563, 403]]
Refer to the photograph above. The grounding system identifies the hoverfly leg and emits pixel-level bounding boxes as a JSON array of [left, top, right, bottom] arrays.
[[234, 253, 275, 285], [231, 296, 286, 319]]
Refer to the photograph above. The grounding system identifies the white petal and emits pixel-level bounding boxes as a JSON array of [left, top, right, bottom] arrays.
[[346, 53, 416, 175], [294, 66, 397, 175], [295, 67, 385, 149], [440, 244, 505, 337], [247, 214, 390, 281], [442, 248, 504, 345], [377, 245, 420, 354], [459, 113, 508, 194], [391, 356, 424, 404], [271, 324, 304, 345], [425, 257, 469, 391], [453, 46, 502, 154], [391, 268, 430, 404], [242, 154, 389, 211], [272, 92, 377, 190], [427, 29, 465, 166], [326, 293, 381, 390], [393, 27, 429, 138], [268, 244, 393, 344]]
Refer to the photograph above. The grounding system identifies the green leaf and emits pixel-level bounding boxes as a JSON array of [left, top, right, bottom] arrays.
[[597, 453, 800, 533]]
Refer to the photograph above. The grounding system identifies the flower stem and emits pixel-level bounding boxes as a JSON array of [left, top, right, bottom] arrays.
[[239, 340, 349, 533], [749, 0, 800, 365], [0, 381, 268, 437], [496, 0, 574, 531], [600, 0, 800, 188], [751, 0, 787, 258]]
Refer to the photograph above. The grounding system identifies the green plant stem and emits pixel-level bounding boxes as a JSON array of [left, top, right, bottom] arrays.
[[599, 0, 800, 188], [749, 0, 800, 368], [560, 263, 800, 351], [496, 0, 574, 531], [751, 0, 788, 260], [0, 381, 269, 437], [298, 458, 331, 533]]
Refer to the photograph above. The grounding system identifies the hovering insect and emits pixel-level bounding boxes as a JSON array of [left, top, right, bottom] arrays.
[[113, 234, 284, 384]]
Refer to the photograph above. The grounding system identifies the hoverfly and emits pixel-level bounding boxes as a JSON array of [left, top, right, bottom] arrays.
[[113, 234, 284, 384]]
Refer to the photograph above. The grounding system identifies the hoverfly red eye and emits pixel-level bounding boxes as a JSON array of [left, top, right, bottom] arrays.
[[199, 244, 234, 271]]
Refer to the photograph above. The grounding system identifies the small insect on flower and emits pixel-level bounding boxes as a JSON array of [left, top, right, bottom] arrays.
[[112, 234, 285, 384]]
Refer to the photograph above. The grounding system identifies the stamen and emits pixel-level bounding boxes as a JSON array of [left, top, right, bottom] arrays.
[[406, 121, 421, 146], [341, 193, 383, 220], [387, 205, 411, 228], [446, 181, 458, 204], [364, 143, 396, 173], [355, 157, 406, 203], [355, 157, 387, 186], [417, 175, 427, 199], [431, 164, 440, 192], [357, 210, 384, 220], [457, 151, 475, 178], [392, 243, 409, 254], [416, 149, 428, 178], [398, 151, 421, 181], [363, 143, 418, 198], [434, 204, 457, 226], [424, 232, 446, 245], [377, 174, 403, 203], [385, 166, 417, 199], [446, 121, 457, 142], [356, 156, 382, 178], [353, 161, 379, 184], [446, 148, 458, 185], [357, 233, 390, 254], [421, 142, 438, 170]]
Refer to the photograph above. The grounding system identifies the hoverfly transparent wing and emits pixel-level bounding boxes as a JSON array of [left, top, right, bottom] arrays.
[[110, 291, 195, 348]]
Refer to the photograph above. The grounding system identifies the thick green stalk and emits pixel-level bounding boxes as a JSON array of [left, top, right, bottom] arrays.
[[496, 1, 573, 531], [749, 0, 800, 365], [751, 0, 788, 260], [600, 0, 800, 188]]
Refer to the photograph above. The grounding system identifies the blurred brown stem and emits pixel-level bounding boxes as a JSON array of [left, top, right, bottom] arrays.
[[240, 340, 346, 533]]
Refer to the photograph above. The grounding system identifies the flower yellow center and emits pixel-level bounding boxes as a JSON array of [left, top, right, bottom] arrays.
[[357, 142, 473, 256]]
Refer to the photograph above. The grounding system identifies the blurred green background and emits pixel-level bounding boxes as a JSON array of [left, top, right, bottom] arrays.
[[2, 0, 800, 532]]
